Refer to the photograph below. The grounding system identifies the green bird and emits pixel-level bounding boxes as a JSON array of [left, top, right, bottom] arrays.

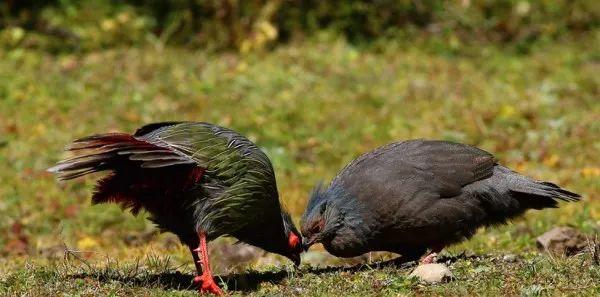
[[49, 122, 303, 295]]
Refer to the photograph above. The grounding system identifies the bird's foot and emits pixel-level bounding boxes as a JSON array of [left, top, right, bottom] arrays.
[[193, 274, 223, 295], [420, 252, 438, 264]]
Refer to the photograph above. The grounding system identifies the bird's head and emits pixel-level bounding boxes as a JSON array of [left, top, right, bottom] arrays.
[[281, 211, 303, 266], [300, 183, 344, 251]]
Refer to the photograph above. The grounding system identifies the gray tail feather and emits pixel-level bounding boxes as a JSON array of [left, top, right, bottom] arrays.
[[472, 166, 580, 227], [510, 180, 581, 210], [492, 165, 580, 210]]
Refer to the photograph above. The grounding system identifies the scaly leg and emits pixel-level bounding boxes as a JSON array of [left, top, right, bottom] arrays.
[[420, 245, 444, 264], [192, 232, 223, 295], [189, 246, 203, 286]]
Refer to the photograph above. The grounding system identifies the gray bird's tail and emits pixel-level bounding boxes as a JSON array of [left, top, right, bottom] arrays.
[[497, 166, 581, 210]]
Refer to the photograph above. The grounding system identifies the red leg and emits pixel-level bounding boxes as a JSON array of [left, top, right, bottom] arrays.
[[420, 245, 444, 264], [192, 233, 223, 295]]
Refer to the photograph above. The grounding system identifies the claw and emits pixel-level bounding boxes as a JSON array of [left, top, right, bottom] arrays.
[[420, 252, 438, 264], [193, 275, 202, 285], [194, 274, 223, 295], [200, 279, 224, 295]]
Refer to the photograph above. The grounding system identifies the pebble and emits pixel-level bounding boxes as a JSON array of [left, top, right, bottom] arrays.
[[502, 254, 518, 262], [409, 263, 454, 284], [536, 226, 587, 256]]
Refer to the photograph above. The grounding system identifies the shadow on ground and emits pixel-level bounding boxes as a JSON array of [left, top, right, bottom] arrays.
[[67, 262, 399, 292], [69, 269, 291, 292], [67, 252, 485, 292]]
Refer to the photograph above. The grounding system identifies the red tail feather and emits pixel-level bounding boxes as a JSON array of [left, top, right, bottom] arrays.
[[50, 132, 202, 214], [93, 166, 204, 214]]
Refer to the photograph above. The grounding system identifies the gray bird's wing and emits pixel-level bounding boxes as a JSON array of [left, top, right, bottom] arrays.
[[332, 140, 497, 228]]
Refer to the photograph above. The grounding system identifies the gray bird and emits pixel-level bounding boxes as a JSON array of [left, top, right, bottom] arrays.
[[301, 140, 580, 263]]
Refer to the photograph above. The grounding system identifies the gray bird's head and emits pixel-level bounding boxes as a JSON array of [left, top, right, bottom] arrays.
[[300, 183, 345, 251]]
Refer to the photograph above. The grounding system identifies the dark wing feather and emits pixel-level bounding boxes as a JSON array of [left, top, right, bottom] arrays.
[[134, 121, 186, 136], [333, 139, 496, 201], [402, 140, 496, 197]]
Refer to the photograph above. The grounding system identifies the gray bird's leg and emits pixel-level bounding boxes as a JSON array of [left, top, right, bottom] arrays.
[[387, 246, 427, 267], [420, 245, 444, 264]]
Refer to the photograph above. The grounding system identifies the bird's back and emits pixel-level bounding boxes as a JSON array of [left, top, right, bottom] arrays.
[[321, 139, 579, 256], [331, 140, 494, 217]]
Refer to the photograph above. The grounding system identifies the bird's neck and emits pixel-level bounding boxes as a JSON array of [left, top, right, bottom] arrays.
[[231, 209, 289, 255], [326, 184, 372, 240]]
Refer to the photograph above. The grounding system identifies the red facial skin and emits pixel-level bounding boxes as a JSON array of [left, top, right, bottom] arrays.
[[289, 232, 300, 249], [287, 232, 302, 266]]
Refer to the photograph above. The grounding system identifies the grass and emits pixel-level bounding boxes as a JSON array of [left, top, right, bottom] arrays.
[[0, 32, 599, 295], [2, 252, 599, 296]]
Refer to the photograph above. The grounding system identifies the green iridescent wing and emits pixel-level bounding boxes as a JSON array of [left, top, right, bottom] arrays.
[[138, 122, 280, 236]]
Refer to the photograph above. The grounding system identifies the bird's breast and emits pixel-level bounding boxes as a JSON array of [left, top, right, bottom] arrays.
[[321, 225, 372, 258]]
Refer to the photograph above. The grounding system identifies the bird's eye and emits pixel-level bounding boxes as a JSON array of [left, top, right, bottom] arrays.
[[311, 221, 323, 233]]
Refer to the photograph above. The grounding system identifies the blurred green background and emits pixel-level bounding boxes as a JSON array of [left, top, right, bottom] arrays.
[[0, 1, 598, 296], [1, 0, 598, 51]]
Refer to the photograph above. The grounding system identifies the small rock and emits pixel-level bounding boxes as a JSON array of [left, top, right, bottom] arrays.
[[502, 254, 518, 262], [536, 227, 587, 256], [409, 263, 454, 284]]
